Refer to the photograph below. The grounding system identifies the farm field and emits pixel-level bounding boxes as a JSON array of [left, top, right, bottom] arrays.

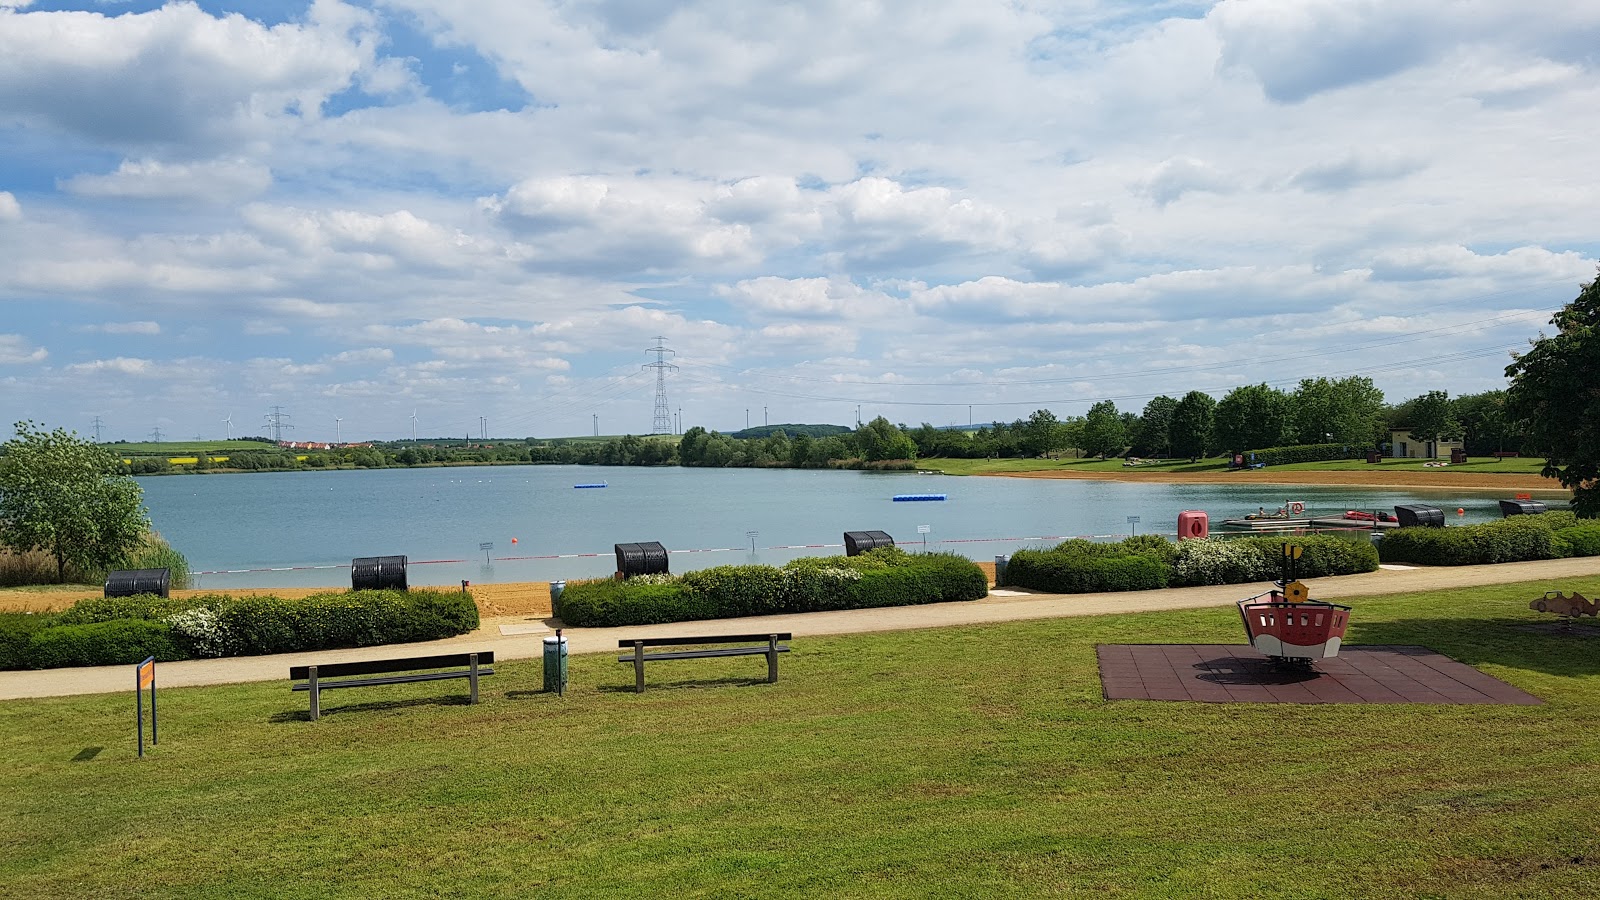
[[3, 577, 1599, 897]]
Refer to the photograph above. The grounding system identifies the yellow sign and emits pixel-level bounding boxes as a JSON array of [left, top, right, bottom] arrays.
[[1281, 543, 1303, 560], [137, 659, 155, 689], [1284, 580, 1310, 603]]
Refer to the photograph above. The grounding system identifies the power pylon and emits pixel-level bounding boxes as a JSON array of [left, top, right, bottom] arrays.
[[643, 336, 677, 435], [264, 406, 293, 443]]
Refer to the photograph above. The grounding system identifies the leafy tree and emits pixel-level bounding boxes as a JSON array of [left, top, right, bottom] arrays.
[[1291, 376, 1385, 446], [0, 421, 151, 583], [1134, 396, 1178, 457], [854, 416, 917, 461], [1170, 391, 1216, 460], [1080, 401, 1126, 458], [1403, 390, 1461, 457], [1213, 383, 1294, 452], [1454, 390, 1518, 456], [1506, 272, 1600, 515], [1021, 409, 1064, 458]]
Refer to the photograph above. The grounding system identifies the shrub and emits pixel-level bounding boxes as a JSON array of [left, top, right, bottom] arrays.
[[27, 619, 183, 669], [1377, 527, 1479, 566], [1006, 548, 1169, 593], [1228, 535, 1380, 578], [1555, 524, 1600, 557], [557, 552, 988, 627], [54, 593, 209, 625], [1243, 443, 1367, 466], [0, 612, 55, 669], [1118, 534, 1179, 566], [165, 607, 230, 658], [1378, 517, 1568, 566], [1172, 539, 1274, 587]]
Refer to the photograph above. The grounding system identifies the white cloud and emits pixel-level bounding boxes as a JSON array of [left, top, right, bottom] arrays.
[[1144, 157, 1235, 207], [76, 321, 161, 335], [0, 191, 18, 221], [66, 356, 153, 375], [62, 158, 272, 200], [0, 334, 46, 364]]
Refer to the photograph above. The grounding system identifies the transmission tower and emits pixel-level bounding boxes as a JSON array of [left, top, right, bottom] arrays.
[[642, 336, 678, 435], [91, 416, 103, 442], [149, 426, 164, 443], [264, 406, 293, 443]]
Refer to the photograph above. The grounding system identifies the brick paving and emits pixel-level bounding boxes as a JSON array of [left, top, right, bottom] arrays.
[[1097, 644, 1543, 705]]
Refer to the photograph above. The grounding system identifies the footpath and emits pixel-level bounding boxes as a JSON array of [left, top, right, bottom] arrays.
[[4, 555, 1600, 700]]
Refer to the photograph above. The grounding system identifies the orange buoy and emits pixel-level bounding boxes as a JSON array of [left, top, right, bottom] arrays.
[[1457, 508, 1465, 516], [511, 537, 519, 544]]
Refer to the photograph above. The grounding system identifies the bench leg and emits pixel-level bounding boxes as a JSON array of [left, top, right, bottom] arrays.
[[469, 653, 480, 705], [309, 666, 320, 722], [767, 635, 779, 684], [634, 641, 646, 693]]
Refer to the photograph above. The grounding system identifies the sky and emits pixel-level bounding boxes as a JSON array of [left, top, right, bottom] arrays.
[[1, 0, 1597, 444]]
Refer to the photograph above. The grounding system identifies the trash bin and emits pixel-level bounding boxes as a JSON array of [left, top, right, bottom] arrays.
[[549, 580, 566, 618], [993, 555, 1008, 585], [543, 633, 568, 694]]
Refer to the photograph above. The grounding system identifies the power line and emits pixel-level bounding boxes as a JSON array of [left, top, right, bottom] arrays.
[[643, 336, 678, 435]]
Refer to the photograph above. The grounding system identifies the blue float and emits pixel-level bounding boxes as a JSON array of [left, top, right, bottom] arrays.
[[574, 483, 608, 489], [893, 494, 946, 502]]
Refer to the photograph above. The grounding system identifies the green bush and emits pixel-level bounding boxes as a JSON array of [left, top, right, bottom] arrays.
[[1555, 524, 1600, 557], [1243, 443, 1368, 466], [26, 619, 183, 669], [1228, 535, 1380, 578], [1378, 516, 1570, 566], [0, 612, 55, 669], [7, 588, 479, 669], [1171, 540, 1273, 587], [1005, 549, 1168, 593], [557, 552, 988, 627]]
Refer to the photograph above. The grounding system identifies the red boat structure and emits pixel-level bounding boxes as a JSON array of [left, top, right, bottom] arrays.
[[1237, 581, 1352, 667], [1341, 509, 1397, 522]]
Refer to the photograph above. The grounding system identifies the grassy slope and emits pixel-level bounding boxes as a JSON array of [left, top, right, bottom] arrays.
[[3, 578, 1599, 898], [919, 455, 1552, 477], [105, 441, 279, 455]]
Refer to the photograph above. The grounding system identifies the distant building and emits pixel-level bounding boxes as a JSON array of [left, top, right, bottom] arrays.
[[1388, 429, 1464, 459]]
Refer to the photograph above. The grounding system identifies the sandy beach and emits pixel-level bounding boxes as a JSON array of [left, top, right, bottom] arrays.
[[993, 467, 1566, 492]]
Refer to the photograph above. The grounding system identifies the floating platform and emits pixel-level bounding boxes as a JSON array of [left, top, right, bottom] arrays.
[[1310, 517, 1398, 530], [574, 483, 607, 489], [893, 493, 947, 502], [1219, 517, 1313, 529]]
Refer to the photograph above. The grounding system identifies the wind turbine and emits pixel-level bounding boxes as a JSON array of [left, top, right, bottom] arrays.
[[223, 414, 233, 439], [335, 416, 343, 443], [410, 409, 417, 443]]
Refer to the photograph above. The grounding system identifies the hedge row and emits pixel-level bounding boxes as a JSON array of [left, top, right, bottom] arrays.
[[1003, 534, 1379, 593], [1377, 510, 1596, 566], [557, 548, 988, 628], [1, 589, 479, 670], [1241, 442, 1368, 466]]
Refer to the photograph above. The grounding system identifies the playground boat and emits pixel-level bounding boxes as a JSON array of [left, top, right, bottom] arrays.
[[1237, 586, 1351, 665]]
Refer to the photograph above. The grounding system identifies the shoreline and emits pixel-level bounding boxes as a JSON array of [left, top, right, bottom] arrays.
[[984, 468, 1568, 492]]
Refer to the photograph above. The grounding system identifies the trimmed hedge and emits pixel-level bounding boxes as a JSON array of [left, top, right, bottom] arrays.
[[0, 612, 55, 670], [1378, 516, 1574, 566], [557, 549, 989, 627], [3, 589, 480, 670], [1242, 443, 1368, 466], [1005, 534, 1377, 592], [1555, 524, 1600, 558]]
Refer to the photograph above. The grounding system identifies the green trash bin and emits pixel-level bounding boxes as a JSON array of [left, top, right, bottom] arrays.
[[543, 633, 568, 695]]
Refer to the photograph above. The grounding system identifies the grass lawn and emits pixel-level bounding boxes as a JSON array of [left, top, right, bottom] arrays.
[[919, 455, 1553, 478], [4, 578, 1599, 898]]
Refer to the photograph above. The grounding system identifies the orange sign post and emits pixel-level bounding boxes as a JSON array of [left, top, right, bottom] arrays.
[[135, 656, 157, 759]]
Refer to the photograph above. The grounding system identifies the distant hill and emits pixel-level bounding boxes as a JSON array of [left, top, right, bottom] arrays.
[[729, 423, 854, 440]]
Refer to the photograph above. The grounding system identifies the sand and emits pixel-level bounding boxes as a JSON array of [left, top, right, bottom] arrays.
[[993, 467, 1566, 492]]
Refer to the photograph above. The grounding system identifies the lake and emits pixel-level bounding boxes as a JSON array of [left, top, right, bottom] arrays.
[[135, 465, 1565, 589]]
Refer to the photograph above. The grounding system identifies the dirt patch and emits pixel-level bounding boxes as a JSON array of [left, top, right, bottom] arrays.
[[994, 468, 1567, 492]]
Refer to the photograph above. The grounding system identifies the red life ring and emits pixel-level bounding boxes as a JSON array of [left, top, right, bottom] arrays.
[[1188, 518, 1204, 537]]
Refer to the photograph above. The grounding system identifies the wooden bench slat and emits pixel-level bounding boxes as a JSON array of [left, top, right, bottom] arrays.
[[291, 668, 494, 691], [289, 651, 494, 680], [617, 633, 792, 649], [615, 646, 789, 663]]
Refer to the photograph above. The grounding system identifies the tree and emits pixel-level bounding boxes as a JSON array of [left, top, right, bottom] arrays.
[[1134, 396, 1178, 458], [1454, 390, 1517, 456], [1080, 401, 1126, 458], [0, 421, 151, 583], [854, 417, 917, 461], [1291, 376, 1385, 446], [1213, 384, 1293, 452], [1506, 272, 1600, 516], [1021, 409, 1063, 458], [1170, 391, 1216, 460], [1404, 390, 1461, 457]]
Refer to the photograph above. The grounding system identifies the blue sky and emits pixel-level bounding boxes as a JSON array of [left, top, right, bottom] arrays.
[[1, 0, 1597, 442]]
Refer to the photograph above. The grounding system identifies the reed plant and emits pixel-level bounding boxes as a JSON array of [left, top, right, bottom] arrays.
[[0, 531, 189, 588]]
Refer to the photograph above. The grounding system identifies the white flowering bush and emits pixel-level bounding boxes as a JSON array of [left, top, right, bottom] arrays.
[[629, 573, 679, 585], [164, 606, 233, 658], [1173, 539, 1274, 587]]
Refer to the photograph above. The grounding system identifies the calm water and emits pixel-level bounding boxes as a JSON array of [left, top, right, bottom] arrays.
[[135, 465, 1566, 589]]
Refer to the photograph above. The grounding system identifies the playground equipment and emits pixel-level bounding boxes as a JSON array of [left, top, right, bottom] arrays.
[[1529, 591, 1598, 620], [1236, 543, 1352, 669]]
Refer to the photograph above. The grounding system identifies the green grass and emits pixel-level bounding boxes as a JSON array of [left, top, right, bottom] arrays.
[[919, 455, 1554, 478], [4, 578, 1600, 897], [104, 440, 279, 455]]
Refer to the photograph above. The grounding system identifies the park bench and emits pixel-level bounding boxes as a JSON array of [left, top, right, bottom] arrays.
[[1493, 451, 1521, 459], [289, 651, 493, 721], [618, 633, 790, 693]]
